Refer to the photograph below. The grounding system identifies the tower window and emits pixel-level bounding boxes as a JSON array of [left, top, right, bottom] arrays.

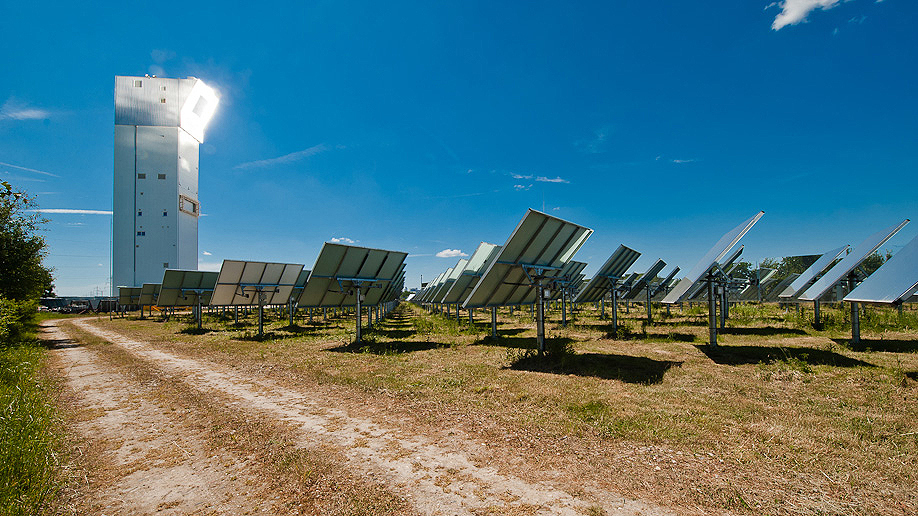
[[137, 231, 145, 236], [162, 210, 167, 217], [163, 263, 169, 268], [160, 98, 167, 104], [133, 80, 142, 87], [137, 210, 142, 216], [158, 173, 166, 179], [137, 173, 146, 179], [179, 195, 199, 216]]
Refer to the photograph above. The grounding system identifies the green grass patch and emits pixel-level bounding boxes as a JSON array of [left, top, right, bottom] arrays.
[[0, 344, 62, 516]]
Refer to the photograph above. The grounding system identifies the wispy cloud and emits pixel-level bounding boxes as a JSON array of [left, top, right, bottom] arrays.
[[671, 159, 696, 164], [436, 249, 467, 258], [770, 0, 841, 31], [535, 176, 570, 184], [29, 209, 112, 215], [235, 143, 330, 169], [511, 173, 533, 180], [330, 237, 356, 244], [0, 97, 51, 120], [514, 184, 533, 191], [407, 253, 434, 258], [575, 126, 611, 154], [0, 161, 59, 177], [202, 251, 212, 256]]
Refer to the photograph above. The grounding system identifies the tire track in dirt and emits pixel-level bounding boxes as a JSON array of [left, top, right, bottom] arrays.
[[43, 319, 273, 515], [70, 318, 670, 516]]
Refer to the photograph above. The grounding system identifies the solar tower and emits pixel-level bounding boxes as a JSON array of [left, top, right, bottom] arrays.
[[113, 75, 219, 290]]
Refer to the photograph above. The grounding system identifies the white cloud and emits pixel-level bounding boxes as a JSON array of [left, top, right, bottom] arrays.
[[513, 184, 533, 191], [330, 237, 356, 244], [771, 0, 841, 31], [202, 251, 212, 256], [29, 209, 112, 215], [511, 173, 533, 180], [671, 159, 696, 164], [552, 207, 561, 211], [535, 176, 570, 184], [0, 97, 51, 120], [0, 161, 58, 177], [235, 143, 330, 169], [436, 249, 468, 258]]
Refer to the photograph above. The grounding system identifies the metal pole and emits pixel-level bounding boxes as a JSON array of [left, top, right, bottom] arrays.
[[851, 300, 860, 344], [197, 300, 202, 330], [600, 297, 605, 319], [491, 307, 497, 338], [356, 292, 362, 343], [258, 304, 264, 336], [719, 287, 726, 330], [707, 275, 718, 347], [646, 286, 652, 325], [848, 273, 860, 344], [611, 288, 618, 333], [537, 284, 546, 354], [234, 306, 238, 325], [469, 308, 473, 325], [814, 300, 821, 329], [561, 291, 567, 327]]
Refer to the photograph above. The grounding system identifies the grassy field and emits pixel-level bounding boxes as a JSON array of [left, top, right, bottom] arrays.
[[0, 313, 68, 516], [87, 301, 918, 515]]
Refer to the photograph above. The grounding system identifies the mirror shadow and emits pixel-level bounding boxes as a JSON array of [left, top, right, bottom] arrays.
[[509, 352, 682, 384], [834, 338, 918, 354], [697, 345, 875, 367], [328, 340, 448, 355]]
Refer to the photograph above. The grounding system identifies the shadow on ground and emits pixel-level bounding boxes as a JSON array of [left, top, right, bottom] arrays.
[[509, 352, 681, 384], [835, 338, 918, 354], [39, 328, 80, 349], [328, 340, 449, 355], [471, 335, 542, 349], [697, 345, 874, 367], [720, 326, 808, 337]]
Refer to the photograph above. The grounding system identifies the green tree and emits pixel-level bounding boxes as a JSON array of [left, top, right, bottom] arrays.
[[0, 181, 53, 301]]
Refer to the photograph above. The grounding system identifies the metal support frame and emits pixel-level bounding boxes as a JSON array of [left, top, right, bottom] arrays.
[[355, 289, 362, 343], [813, 300, 821, 329], [610, 288, 618, 333], [491, 307, 498, 338], [645, 286, 652, 325], [849, 272, 861, 344], [707, 273, 718, 347], [537, 282, 546, 354], [560, 291, 568, 327]]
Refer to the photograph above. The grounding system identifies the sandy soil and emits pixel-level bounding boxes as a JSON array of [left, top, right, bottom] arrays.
[[42, 319, 275, 515], [44, 317, 671, 515]]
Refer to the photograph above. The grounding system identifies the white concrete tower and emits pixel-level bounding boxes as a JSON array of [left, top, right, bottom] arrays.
[[113, 75, 218, 288]]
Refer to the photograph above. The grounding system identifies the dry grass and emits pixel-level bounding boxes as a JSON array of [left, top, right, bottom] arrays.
[[81, 301, 918, 515]]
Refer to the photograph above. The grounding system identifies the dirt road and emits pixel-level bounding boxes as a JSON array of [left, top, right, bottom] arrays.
[[44, 317, 669, 515]]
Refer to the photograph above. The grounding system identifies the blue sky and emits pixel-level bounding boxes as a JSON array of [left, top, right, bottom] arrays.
[[1, 0, 915, 295]]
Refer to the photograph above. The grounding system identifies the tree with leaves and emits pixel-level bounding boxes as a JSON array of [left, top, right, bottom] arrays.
[[0, 181, 53, 301]]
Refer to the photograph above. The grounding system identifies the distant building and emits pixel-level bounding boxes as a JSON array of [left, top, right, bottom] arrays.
[[112, 76, 218, 288]]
